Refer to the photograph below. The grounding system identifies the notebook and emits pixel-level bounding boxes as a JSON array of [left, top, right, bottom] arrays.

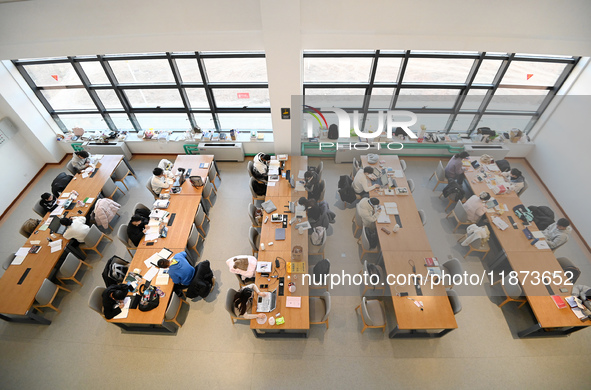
[[275, 228, 286, 240]]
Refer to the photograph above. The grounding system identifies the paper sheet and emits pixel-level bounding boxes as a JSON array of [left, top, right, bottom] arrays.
[[298, 170, 306, 179], [30, 240, 41, 245], [49, 239, 62, 253], [60, 192, 71, 198], [384, 202, 398, 215], [15, 247, 30, 257], [144, 253, 162, 268], [50, 206, 64, 216], [12, 256, 26, 266], [81, 172, 89, 178], [532, 231, 545, 239], [535, 240, 550, 250], [157, 248, 172, 259], [393, 170, 404, 178], [155, 269, 170, 286], [267, 182, 276, 186], [143, 266, 159, 282], [144, 232, 160, 241], [113, 297, 131, 319]]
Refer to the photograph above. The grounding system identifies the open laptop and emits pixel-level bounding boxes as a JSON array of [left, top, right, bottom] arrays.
[[371, 170, 390, 187], [49, 217, 66, 235], [257, 289, 277, 312]]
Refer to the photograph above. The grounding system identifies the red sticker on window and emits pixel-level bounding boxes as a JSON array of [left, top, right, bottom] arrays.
[[51, 75, 59, 81], [237, 92, 250, 99], [526, 74, 533, 80]]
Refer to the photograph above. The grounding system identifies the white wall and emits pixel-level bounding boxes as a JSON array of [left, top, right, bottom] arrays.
[[528, 59, 591, 242]]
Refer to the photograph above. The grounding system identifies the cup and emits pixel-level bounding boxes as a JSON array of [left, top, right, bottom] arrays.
[[288, 283, 296, 293], [392, 224, 400, 233]]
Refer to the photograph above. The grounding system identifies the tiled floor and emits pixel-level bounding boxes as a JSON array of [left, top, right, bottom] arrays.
[[0, 156, 589, 389]]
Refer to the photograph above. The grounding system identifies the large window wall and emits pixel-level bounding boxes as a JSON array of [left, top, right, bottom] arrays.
[[12, 52, 272, 133], [303, 51, 579, 135]]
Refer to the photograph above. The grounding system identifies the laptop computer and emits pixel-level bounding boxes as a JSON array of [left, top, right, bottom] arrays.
[[257, 289, 277, 313], [49, 217, 66, 235], [371, 171, 390, 187]]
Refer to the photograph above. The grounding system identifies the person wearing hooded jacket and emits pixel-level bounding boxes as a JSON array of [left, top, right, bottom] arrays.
[[542, 218, 572, 249], [252, 152, 270, 177]]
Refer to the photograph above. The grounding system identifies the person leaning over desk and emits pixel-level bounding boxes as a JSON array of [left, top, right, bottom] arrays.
[[157, 251, 195, 297], [226, 256, 257, 284], [358, 197, 380, 227], [102, 283, 132, 320], [151, 167, 170, 195], [463, 191, 491, 223], [304, 170, 321, 200], [60, 216, 91, 245], [352, 167, 379, 198], [444, 151, 469, 182], [542, 218, 572, 249], [71, 151, 91, 173], [232, 283, 269, 320], [127, 214, 149, 247], [39, 192, 58, 213]]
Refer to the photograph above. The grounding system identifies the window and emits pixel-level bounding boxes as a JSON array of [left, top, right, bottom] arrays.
[[303, 51, 578, 134], [13, 52, 270, 133]]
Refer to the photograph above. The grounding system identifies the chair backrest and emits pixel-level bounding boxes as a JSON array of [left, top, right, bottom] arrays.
[[58, 253, 81, 278], [360, 297, 375, 326], [84, 225, 103, 247], [408, 179, 415, 193], [117, 224, 132, 247], [557, 257, 581, 284], [317, 161, 324, 176], [447, 290, 462, 315], [517, 177, 528, 196], [418, 209, 427, 226], [442, 258, 463, 277], [33, 202, 46, 217], [320, 291, 331, 322], [352, 158, 360, 177], [313, 259, 331, 279], [208, 165, 216, 183], [318, 180, 325, 201], [35, 278, 57, 305], [165, 291, 182, 321], [249, 177, 262, 199], [3, 254, 15, 270], [102, 178, 117, 197], [247, 161, 254, 178], [66, 161, 77, 175], [248, 203, 258, 226], [196, 203, 207, 227], [203, 178, 213, 197], [133, 202, 150, 214], [436, 161, 445, 181], [225, 288, 239, 316], [88, 286, 106, 315], [354, 207, 363, 228], [400, 159, 407, 171], [188, 224, 200, 248], [503, 276, 523, 299], [361, 228, 376, 250], [146, 177, 158, 199], [455, 201, 468, 222], [249, 226, 259, 252]]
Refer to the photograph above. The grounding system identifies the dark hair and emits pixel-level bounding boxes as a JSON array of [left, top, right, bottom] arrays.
[[298, 197, 309, 206], [75, 151, 89, 158], [261, 154, 271, 161], [60, 217, 72, 226], [304, 170, 316, 180], [363, 166, 374, 174], [557, 218, 570, 228], [153, 167, 164, 176], [369, 197, 380, 206], [511, 168, 522, 177], [130, 215, 143, 223], [233, 288, 253, 315], [307, 206, 321, 221], [479, 192, 491, 201], [455, 151, 469, 159], [112, 289, 127, 300], [41, 192, 52, 200], [157, 259, 171, 268]]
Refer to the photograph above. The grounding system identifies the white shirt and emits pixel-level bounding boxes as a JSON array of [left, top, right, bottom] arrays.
[[151, 175, 169, 194], [253, 153, 268, 176], [357, 198, 378, 227], [63, 216, 90, 242], [463, 195, 487, 223], [352, 170, 377, 194]]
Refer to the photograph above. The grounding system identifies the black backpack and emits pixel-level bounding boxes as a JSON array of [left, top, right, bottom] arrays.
[[442, 181, 464, 202], [328, 124, 339, 139], [496, 159, 511, 173], [338, 175, 356, 203], [365, 227, 379, 249], [51, 172, 74, 198]]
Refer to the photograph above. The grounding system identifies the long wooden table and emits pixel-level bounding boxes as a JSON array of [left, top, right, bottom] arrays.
[[464, 157, 591, 337], [0, 155, 123, 324], [361, 155, 458, 338], [107, 155, 214, 333], [250, 156, 311, 338]]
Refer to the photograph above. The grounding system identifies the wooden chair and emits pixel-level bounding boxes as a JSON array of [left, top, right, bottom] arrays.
[[186, 224, 205, 265], [117, 224, 137, 257], [355, 297, 386, 334], [494, 276, 527, 308], [165, 292, 189, 328], [88, 286, 106, 318], [225, 288, 250, 325], [362, 260, 386, 297], [357, 228, 381, 263], [102, 178, 125, 199], [35, 279, 71, 314], [461, 237, 490, 260], [429, 160, 447, 191], [446, 201, 471, 233], [112, 161, 137, 191], [310, 259, 330, 291], [194, 203, 210, 237], [352, 204, 363, 237], [208, 163, 220, 191], [249, 177, 265, 204], [248, 203, 261, 229], [57, 253, 93, 286], [80, 225, 113, 258], [249, 227, 260, 257], [310, 291, 331, 330], [202, 177, 217, 209]]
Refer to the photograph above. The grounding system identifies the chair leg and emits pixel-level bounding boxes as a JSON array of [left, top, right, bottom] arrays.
[[127, 248, 133, 257], [80, 259, 93, 269], [482, 250, 489, 260], [453, 222, 461, 233], [429, 172, 435, 181]]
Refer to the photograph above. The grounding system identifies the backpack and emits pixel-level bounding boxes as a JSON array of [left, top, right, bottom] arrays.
[[328, 124, 339, 139], [496, 159, 511, 173], [442, 181, 464, 202], [138, 286, 160, 312], [51, 172, 74, 197], [338, 175, 356, 203], [110, 263, 128, 283], [310, 226, 327, 246], [365, 227, 379, 249], [513, 204, 534, 222], [22, 218, 42, 236], [528, 205, 555, 230], [189, 175, 204, 188]]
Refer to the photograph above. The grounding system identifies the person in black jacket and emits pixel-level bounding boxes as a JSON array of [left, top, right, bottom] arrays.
[[39, 192, 58, 213], [304, 170, 321, 200], [186, 260, 215, 299], [51, 172, 73, 198], [102, 284, 130, 319], [127, 215, 149, 246]]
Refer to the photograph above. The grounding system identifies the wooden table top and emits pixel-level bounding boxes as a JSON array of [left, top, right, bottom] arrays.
[[167, 155, 214, 197], [107, 247, 179, 325], [383, 251, 458, 330], [265, 156, 309, 198], [137, 191, 201, 250], [0, 155, 124, 315]]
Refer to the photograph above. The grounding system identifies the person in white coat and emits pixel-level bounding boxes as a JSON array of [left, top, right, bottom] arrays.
[[463, 192, 491, 223], [357, 197, 380, 227], [150, 167, 170, 195], [61, 216, 90, 243]]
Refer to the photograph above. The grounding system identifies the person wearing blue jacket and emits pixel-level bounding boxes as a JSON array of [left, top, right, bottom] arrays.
[[157, 251, 195, 296]]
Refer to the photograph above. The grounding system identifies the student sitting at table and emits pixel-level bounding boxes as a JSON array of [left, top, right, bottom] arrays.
[[502, 168, 525, 193], [572, 285, 591, 311], [444, 151, 469, 182], [542, 218, 572, 249], [357, 197, 380, 227], [157, 251, 195, 297], [463, 191, 491, 223], [352, 167, 379, 198], [39, 192, 58, 213], [226, 255, 257, 284], [150, 167, 170, 195], [60, 216, 91, 244], [71, 151, 91, 173], [307, 202, 336, 230], [304, 170, 321, 200], [232, 283, 269, 320], [102, 283, 131, 320], [252, 152, 271, 179], [157, 159, 175, 178], [127, 214, 149, 247]]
